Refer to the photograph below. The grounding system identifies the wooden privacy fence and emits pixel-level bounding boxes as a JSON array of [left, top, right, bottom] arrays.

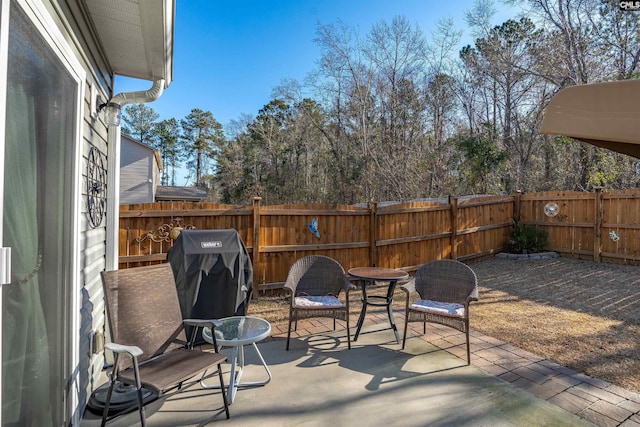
[[517, 188, 640, 265], [119, 195, 513, 290], [119, 189, 640, 291]]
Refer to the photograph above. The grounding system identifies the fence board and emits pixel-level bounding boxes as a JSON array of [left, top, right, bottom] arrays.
[[601, 189, 640, 263], [456, 195, 513, 260], [376, 201, 453, 269]]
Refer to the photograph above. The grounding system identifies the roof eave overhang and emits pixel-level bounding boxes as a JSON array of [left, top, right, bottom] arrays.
[[84, 0, 174, 88]]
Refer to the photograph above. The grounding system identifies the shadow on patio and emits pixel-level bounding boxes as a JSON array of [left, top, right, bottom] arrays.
[[82, 323, 592, 426]]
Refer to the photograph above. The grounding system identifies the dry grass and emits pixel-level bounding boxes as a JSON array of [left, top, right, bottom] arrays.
[[247, 257, 640, 394], [470, 257, 640, 393]]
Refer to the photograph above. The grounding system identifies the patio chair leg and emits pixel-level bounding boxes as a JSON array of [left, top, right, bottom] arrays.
[[132, 359, 147, 427], [100, 380, 116, 427], [217, 362, 230, 418], [286, 318, 293, 351], [346, 319, 351, 349], [402, 320, 408, 350], [101, 353, 119, 427], [136, 387, 146, 427], [466, 326, 471, 365]]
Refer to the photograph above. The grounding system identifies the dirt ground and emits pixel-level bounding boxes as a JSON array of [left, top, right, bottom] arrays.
[[249, 257, 640, 394]]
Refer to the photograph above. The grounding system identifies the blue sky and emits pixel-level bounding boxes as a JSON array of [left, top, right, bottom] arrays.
[[116, 0, 521, 128]]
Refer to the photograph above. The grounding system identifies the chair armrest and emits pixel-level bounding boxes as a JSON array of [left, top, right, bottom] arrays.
[[183, 319, 223, 329], [467, 286, 479, 303], [183, 319, 223, 349], [283, 274, 297, 293], [342, 275, 357, 293], [105, 342, 143, 358], [400, 278, 416, 295]]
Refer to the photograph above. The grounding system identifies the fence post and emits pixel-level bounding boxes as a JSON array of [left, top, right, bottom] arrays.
[[514, 190, 522, 223], [252, 197, 262, 296], [594, 188, 603, 262], [449, 195, 458, 260], [369, 201, 378, 267]]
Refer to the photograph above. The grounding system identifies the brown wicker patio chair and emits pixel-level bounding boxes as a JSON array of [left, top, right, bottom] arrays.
[[284, 255, 356, 350], [100, 263, 229, 426], [401, 259, 478, 365]]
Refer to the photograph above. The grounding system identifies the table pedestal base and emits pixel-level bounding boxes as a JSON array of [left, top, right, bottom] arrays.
[[354, 294, 400, 344]]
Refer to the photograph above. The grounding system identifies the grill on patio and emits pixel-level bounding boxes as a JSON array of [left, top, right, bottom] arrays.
[[167, 229, 253, 341]]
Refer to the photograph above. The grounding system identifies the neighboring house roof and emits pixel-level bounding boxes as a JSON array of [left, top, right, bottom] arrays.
[[121, 133, 163, 171], [156, 186, 208, 202], [83, 0, 174, 87]]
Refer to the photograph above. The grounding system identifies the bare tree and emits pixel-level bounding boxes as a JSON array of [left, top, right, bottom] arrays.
[[588, 0, 640, 79], [211, 3, 640, 202], [365, 16, 429, 199], [313, 20, 374, 202]]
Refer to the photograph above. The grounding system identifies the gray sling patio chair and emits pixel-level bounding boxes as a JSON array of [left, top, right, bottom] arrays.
[[100, 263, 229, 426], [401, 259, 478, 365], [284, 255, 356, 350]]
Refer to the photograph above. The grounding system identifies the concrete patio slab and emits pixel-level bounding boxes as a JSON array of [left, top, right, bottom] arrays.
[[82, 324, 594, 426]]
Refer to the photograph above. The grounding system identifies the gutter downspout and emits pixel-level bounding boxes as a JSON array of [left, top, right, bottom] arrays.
[[105, 78, 165, 271]]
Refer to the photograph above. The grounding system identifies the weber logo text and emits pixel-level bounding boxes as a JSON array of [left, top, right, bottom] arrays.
[[201, 241, 222, 248]]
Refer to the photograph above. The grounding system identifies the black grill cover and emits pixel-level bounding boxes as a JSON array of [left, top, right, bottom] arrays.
[[167, 229, 253, 326]]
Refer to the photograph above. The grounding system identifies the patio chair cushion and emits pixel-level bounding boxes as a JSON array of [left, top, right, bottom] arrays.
[[410, 299, 465, 318], [294, 295, 344, 308]]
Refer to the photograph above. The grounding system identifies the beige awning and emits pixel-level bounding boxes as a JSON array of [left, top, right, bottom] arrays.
[[540, 79, 640, 158]]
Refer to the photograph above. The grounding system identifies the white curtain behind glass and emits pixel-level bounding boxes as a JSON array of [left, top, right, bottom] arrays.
[[2, 81, 52, 426], [2, 3, 55, 425]]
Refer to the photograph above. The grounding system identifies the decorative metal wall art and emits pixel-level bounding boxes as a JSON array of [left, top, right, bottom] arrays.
[[86, 146, 107, 228], [307, 217, 320, 238], [135, 217, 196, 243], [543, 202, 560, 217]]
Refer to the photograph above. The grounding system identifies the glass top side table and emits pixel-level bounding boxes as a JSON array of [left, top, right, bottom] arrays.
[[202, 316, 272, 403]]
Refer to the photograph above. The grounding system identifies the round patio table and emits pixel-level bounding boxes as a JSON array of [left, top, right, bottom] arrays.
[[348, 267, 409, 343], [202, 316, 272, 403]]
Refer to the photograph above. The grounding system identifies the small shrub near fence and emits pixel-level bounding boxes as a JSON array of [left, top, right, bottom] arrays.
[[119, 189, 640, 291], [504, 221, 549, 254]]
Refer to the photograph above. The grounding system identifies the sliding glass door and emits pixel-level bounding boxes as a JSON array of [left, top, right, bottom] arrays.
[[1, 1, 79, 425]]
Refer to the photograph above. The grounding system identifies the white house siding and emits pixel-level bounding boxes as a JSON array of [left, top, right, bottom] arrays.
[[40, 0, 112, 423], [75, 41, 110, 427], [153, 152, 162, 197], [120, 135, 156, 204]]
